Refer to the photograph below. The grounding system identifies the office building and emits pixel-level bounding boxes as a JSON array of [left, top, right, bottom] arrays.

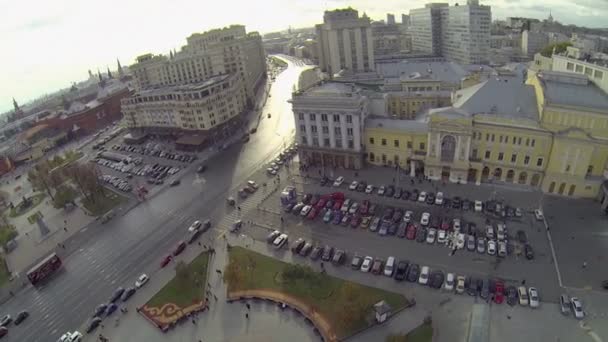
[[387, 14, 396, 25], [316, 8, 375, 76], [521, 30, 548, 57]]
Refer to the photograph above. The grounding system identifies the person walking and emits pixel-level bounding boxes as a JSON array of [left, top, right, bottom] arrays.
[[582, 261, 588, 269], [245, 313, 249, 319]]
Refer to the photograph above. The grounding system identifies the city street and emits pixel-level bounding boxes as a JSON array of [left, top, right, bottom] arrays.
[[0, 57, 309, 342]]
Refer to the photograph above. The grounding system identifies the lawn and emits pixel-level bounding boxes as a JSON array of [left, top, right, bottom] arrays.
[[146, 252, 210, 308], [0, 225, 17, 247], [0, 256, 11, 287], [225, 247, 409, 339], [386, 322, 433, 342], [8, 193, 46, 218], [82, 192, 126, 216]]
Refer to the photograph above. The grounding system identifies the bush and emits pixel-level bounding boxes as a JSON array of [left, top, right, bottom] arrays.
[[53, 185, 78, 209], [0, 225, 17, 247]]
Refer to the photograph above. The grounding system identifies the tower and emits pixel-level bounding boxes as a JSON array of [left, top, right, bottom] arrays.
[[107, 67, 113, 79], [12, 98, 19, 112], [117, 59, 124, 77]]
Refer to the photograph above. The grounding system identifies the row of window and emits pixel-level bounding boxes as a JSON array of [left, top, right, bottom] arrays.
[[472, 131, 536, 147], [301, 136, 355, 149], [300, 125, 354, 136], [565, 62, 604, 80], [473, 149, 543, 167], [298, 113, 354, 124], [368, 137, 425, 150]]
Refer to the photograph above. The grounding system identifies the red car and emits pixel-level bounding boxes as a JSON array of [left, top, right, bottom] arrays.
[[350, 215, 362, 228], [331, 192, 345, 200], [307, 207, 319, 220], [316, 198, 327, 209], [494, 280, 505, 304], [173, 241, 187, 256], [310, 196, 320, 206], [406, 224, 417, 240], [360, 200, 370, 215], [333, 200, 343, 211], [160, 255, 173, 268], [440, 218, 451, 230]]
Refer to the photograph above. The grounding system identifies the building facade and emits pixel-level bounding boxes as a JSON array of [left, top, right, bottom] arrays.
[[521, 30, 548, 57], [290, 82, 368, 169], [409, 1, 491, 64], [316, 8, 375, 76], [121, 74, 246, 134], [130, 25, 266, 107]]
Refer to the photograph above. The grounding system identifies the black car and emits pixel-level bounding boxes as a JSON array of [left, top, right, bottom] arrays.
[[299, 243, 313, 256], [320, 177, 330, 186], [321, 246, 334, 261], [394, 261, 409, 281], [105, 303, 118, 316], [506, 286, 518, 306], [356, 182, 366, 192], [426, 193, 435, 205], [121, 287, 136, 302], [387, 223, 398, 236], [411, 189, 419, 202], [93, 304, 107, 318], [475, 279, 484, 295], [291, 238, 305, 253], [310, 246, 323, 260], [462, 200, 471, 211], [416, 227, 426, 243], [86, 317, 102, 333], [394, 188, 402, 199], [170, 179, 181, 186], [351, 254, 363, 269], [13, 311, 29, 325], [517, 230, 528, 243], [332, 249, 346, 265], [452, 197, 462, 209], [401, 190, 410, 200], [480, 279, 490, 299], [382, 208, 395, 221], [524, 244, 534, 260], [465, 277, 477, 296], [405, 264, 420, 282], [429, 271, 445, 289], [109, 287, 125, 303], [467, 222, 477, 235], [385, 185, 395, 197]]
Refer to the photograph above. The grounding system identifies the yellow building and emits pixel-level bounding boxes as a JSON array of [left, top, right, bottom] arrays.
[[364, 67, 608, 199]]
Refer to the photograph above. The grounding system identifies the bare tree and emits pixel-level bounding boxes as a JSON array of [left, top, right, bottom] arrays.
[[28, 162, 62, 201]]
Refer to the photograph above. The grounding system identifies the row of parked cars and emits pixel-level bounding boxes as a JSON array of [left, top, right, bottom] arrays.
[[100, 174, 132, 193], [327, 176, 524, 219], [266, 147, 297, 176], [0, 311, 30, 338], [112, 143, 197, 164]]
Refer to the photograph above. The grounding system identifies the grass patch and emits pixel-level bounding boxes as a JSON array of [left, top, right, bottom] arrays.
[[82, 192, 126, 216], [0, 256, 10, 287], [0, 225, 17, 247], [146, 252, 210, 308], [225, 246, 409, 339], [386, 322, 433, 342], [8, 193, 46, 218]]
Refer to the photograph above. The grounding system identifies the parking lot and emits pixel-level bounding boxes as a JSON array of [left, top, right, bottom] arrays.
[[232, 164, 568, 313]]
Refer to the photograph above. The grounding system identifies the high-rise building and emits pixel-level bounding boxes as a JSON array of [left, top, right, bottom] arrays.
[[521, 30, 549, 57], [387, 14, 396, 25], [316, 8, 375, 76], [401, 14, 410, 26], [130, 25, 266, 107], [409, 1, 492, 64]]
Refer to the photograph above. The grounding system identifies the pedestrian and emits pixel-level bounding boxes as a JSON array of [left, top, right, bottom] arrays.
[[246, 303, 251, 310], [521, 279, 526, 285], [216, 269, 222, 274], [245, 313, 249, 319], [280, 217, 284, 223], [214, 294, 218, 301], [192, 319, 196, 324], [198, 241, 201, 247], [237, 206, 241, 211], [63, 227, 67, 232], [583, 261, 587, 269]]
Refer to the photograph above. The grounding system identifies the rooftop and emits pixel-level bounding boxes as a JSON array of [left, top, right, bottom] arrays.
[[539, 72, 608, 111], [376, 60, 470, 84], [452, 75, 539, 120], [365, 117, 428, 133], [136, 74, 232, 96], [303, 82, 360, 97]]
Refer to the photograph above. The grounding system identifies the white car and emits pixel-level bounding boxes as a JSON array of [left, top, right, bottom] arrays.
[[58, 331, 83, 342], [333, 176, 345, 187], [348, 181, 358, 190], [455, 233, 465, 249], [426, 228, 437, 244], [365, 184, 374, 194], [135, 273, 149, 288], [300, 205, 312, 216], [487, 240, 497, 255], [188, 220, 202, 232], [403, 210, 413, 223], [348, 202, 359, 215], [485, 225, 495, 240], [377, 185, 386, 196], [437, 229, 447, 244], [453, 218, 461, 232], [474, 200, 483, 212], [444, 273, 455, 291], [384, 256, 395, 277], [435, 192, 444, 205], [528, 287, 540, 308], [498, 241, 507, 257], [420, 212, 430, 226], [455, 276, 466, 294], [570, 297, 585, 319], [273, 234, 288, 249], [534, 209, 544, 221], [496, 223, 506, 241], [418, 266, 430, 285], [361, 256, 374, 272], [518, 286, 529, 306], [418, 191, 427, 202]]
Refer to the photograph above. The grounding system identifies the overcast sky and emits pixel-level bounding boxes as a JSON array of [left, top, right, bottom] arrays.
[[1, 0, 607, 113]]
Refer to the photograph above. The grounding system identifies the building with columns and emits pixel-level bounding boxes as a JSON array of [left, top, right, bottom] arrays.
[[364, 66, 608, 199], [290, 82, 368, 169]]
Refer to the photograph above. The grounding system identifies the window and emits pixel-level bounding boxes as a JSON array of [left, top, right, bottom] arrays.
[[346, 115, 353, 123], [566, 62, 574, 71], [381, 139, 387, 146], [334, 127, 341, 135], [333, 114, 340, 122], [472, 149, 478, 159], [498, 152, 504, 161], [394, 140, 399, 147], [299, 125, 306, 132], [575, 65, 583, 73], [419, 142, 425, 150], [369, 137, 375, 144], [382, 154, 387, 163], [536, 157, 543, 167], [491, 134, 495, 142], [369, 153, 375, 162], [298, 113, 304, 120], [321, 114, 328, 122], [486, 133, 489, 141], [531, 139, 536, 147], [587, 165, 594, 175], [348, 140, 354, 149], [301, 136, 307, 144], [347, 128, 353, 136], [407, 141, 413, 149], [485, 150, 491, 159], [594, 70, 604, 80], [518, 137, 522, 145], [324, 138, 330, 147], [311, 126, 318, 133], [335, 138, 342, 148], [526, 138, 530, 146], [512, 136, 516, 144], [394, 155, 399, 163], [322, 126, 329, 134], [524, 155, 530, 165], [499, 135, 503, 143], [511, 154, 517, 163], [312, 137, 318, 146]]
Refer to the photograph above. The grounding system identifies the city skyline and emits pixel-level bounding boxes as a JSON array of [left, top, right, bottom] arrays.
[[2, 0, 607, 113]]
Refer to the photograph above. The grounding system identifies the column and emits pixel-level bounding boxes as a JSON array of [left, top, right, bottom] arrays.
[[410, 160, 416, 177], [475, 168, 482, 186]]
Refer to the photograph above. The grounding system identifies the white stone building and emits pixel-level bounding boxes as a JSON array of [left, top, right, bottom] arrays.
[[290, 82, 368, 169], [121, 73, 246, 133], [316, 8, 375, 77]]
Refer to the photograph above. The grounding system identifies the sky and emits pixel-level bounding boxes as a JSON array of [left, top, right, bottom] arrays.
[[1, 0, 608, 113]]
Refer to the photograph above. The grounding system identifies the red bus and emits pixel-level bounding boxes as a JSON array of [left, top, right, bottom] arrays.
[[27, 253, 62, 286]]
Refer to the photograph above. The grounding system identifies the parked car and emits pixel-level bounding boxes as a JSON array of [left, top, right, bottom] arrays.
[[506, 286, 518, 306], [525, 244, 535, 260], [406, 264, 420, 282], [160, 255, 172, 268], [418, 191, 427, 202], [437, 229, 447, 244], [351, 254, 363, 269], [494, 280, 505, 304], [394, 261, 409, 281], [476, 238, 486, 254], [420, 212, 430, 226], [406, 224, 417, 240], [435, 192, 444, 205], [360, 256, 373, 272], [528, 287, 540, 308], [0, 315, 12, 327], [444, 273, 455, 291], [416, 227, 427, 243], [291, 238, 305, 254], [273, 234, 289, 249], [377, 185, 386, 196], [109, 287, 125, 303], [570, 297, 585, 319], [299, 243, 313, 256], [418, 266, 430, 285], [487, 240, 497, 255], [348, 181, 358, 190], [534, 209, 544, 221], [426, 228, 437, 244], [333, 176, 345, 187], [455, 276, 466, 294], [365, 184, 374, 194], [384, 257, 396, 277], [121, 287, 136, 302], [85, 317, 102, 333], [517, 230, 528, 243], [135, 274, 149, 288], [332, 249, 346, 265], [371, 258, 384, 275], [560, 294, 570, 315], [321, 246, 334, 261], [310, 246, 323, 260], [518, 286, 529, 306], [369, 217, 381, 232], [466, 235, 476, 251], [474, 200, 483, 212]]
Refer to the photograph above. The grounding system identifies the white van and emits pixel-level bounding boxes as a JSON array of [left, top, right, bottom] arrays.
[[384, 257, 396, 277]]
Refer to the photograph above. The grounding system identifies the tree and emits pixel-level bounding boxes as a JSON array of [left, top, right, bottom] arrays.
[[63, 163, 105, 203], [540, 41, 572, 57], [28, 162, 62, 201]]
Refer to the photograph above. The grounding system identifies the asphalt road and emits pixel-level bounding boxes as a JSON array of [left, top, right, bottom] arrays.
[[0, 58, 307, 342]]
